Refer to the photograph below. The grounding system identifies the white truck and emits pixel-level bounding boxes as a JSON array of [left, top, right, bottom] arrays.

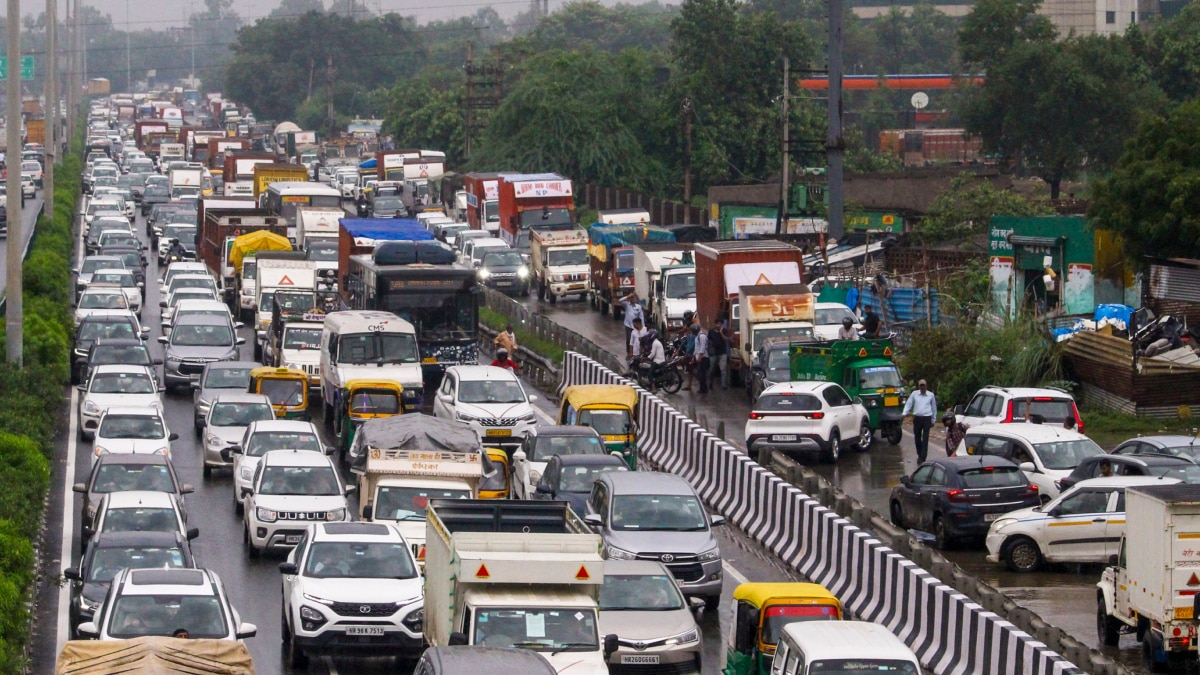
[[168, 166, 203, 199], [737, 283, 816, 386], [319, 310, 425, 411], [530, 228, 590, 303], [158, 142, 186, 167], [254, 254, 318, 361], [295, 205, 342, 249], [1098, 484, 1200, 671], [424, 499, 617, 674], [632, 243, 696, 334]]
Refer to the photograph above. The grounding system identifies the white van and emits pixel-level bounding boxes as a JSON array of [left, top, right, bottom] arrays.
[[463, 237, 509, 269], [771, 621, 921, 675], [319, 310, 424, 413]]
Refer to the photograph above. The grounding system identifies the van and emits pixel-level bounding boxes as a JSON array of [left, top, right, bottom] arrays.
[[319, 310, 424, 414], [770, 621, 921, 675], [454, 229, 491, 260], [464, 237, 509, 269]]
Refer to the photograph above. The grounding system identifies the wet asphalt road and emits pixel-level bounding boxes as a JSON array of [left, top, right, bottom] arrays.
[[515, 292, 1148, 673]]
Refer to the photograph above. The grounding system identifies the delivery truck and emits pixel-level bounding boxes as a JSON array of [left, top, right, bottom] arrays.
[[737, 283, 815, 387], [251, 162, 310, 201], [530, 228, 589, 303], [587, 223, 675, 318], [463, 172, 576, 249], [222, 150, 276, 198], [1098, 484, 1200, 671], [424, 499, 616, 674], [198, 205, 286, 306], [631, 243, 695, 334]]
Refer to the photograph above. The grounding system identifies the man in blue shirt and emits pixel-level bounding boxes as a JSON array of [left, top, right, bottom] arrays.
[[902, 379, 937, 463]]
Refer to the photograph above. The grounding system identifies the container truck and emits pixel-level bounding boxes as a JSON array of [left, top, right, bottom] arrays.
[[424, 499, 616, 674], [737, 283, 815, 387], [253, 254, 317, 360], [695, 240, 805, 381], [222, 150, 276, 198], [134, 121, 171, 152], [167, 166, 204, 199], [631, 243, 695, 334], [251, 162, 309, 201], [529, 228, 589, 303], [586, 223, 675, 318], [1098, 484, 1200, 671]]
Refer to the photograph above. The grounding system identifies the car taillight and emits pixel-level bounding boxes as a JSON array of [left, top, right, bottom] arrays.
[[947, 489, 970, 503], [1021, 484, 1040, 498], [809, 412, 825, 420], [749, 412, 763, 420], [1002, 402, 1014, 423]]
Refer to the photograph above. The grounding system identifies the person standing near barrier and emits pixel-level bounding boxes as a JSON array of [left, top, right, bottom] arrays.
[[619, 292, 644, 352], [902, 379, 937, 463], [692, 324, 709, 394], [494, 324, 518, 354], [707, 318, 728, 391]]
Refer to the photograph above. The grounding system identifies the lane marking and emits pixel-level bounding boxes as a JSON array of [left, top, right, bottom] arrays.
[[56, 388, 78, 655], [722, 560, 750, 586], [324, 656, 339, 674]]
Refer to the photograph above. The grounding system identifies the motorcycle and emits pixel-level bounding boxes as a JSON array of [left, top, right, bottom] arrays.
[[624, 335, 688, 394]]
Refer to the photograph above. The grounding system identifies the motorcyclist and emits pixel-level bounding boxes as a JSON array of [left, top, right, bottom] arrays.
[[491, 347, 519, 374], [167, 238, 187, 261], [837, 316, 859, 341]]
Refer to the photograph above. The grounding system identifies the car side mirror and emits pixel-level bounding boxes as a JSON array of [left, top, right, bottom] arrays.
[[361, 505, 374, 520], [535, 482, 553, 495], [180, 484, 195, 495], [449, 631, 469, 646], [140, 327, 150, 337], [235, 337, 246, 345], [76, 384, 86, 392], [1019, 462, 1037, 473], [161, 322, 171, 330], [234, 322, 245, 329], [158, 386, 167, 393], [236, 623, 257, 639], [229, 444, 243, 454], [220, 448, 232, 463], [73, 483, 87, 493], [186, 527, 199, 541], [528, 395, 538, 403], [190, 381, 200, 390], [900, 475, 911, 485], [324, 445, 334, 456], [77, 622, 99, 638], [688, 596, 706, 612], [853, 396, 863, 405], [157, 336, 168, 344], [64, 567, 82, 581], [153, 358, 164, 365], [241, 487, 253, 498], [1110, 554, 1119, 567], [585, 513, 603, 527], [279, 562, 299, 575], [136, 281, 144, 288], [344, 485, 357, 495], [710, 514, 726, 526], [81, 526, 95, 539], [168, 432, 179, 441], [159, 300, 168, 308], [603, 633, 619, 660], [954, 404, 965, 415]]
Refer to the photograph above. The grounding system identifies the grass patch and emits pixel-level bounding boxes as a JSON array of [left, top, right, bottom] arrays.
[[479, 307, 566, 366], [1081, 406, 1199, 448]]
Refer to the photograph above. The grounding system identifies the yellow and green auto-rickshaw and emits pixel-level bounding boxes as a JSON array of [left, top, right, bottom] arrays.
[[723, 583, 843, 675], [249, 366, 310, 421], [559, 384, 639, 470], [478, 447, 511, 500], [334, 379, 407, 458]]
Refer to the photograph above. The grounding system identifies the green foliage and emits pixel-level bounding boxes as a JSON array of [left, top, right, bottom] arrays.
[[1088, 99, 1200, 261], [899, 320, 1064, 408], [505, 1, 674, 56], [0, 434, 50, 540], [913, 175, 1052, 245], [1125, 3, 1200, 103], [957, 0, 1055, 70], [382, 76, 467, 167], [864, 4, 961, 74]]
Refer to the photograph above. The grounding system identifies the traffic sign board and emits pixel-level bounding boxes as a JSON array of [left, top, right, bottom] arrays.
[[0, 56, 35, 80]]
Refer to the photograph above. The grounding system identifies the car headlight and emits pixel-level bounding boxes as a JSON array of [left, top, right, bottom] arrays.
[[255, 507, 277, 523], [517, 267, 530, 279], [529, 470, 542, 484], [154, 447, 169, 456], [664, 627, 700, 645], [605, 545, 637, 560], [698, 547, 720, 562], [478, 268, 491, 279], [991, 518, 1019, 531], [552, 274, 565, 282], [402, 606, 424, 630], [326, 508, 346, 521], [402, 389, 419, 401], [82, 401, 100, 414], [240, 466, 254, 480], [207, 435, 225, 447], [456, 411, 478, 422], [299, 605, 325, 622]]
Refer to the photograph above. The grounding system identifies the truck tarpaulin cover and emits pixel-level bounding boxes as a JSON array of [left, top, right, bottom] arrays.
[[339, 219, 432, 245], [358, 158, 377, 169], [229, 231, 292, 271], [587, 223, 675, 263], [351, 413, 484, 475], [55, 637, 254, 675]]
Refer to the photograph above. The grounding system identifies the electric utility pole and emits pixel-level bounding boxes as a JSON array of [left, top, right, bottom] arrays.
[[826, 0, 845, 240], [6, 0, 24, 364]]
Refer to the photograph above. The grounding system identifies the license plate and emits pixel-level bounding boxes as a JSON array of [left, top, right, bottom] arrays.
[[422, 357, 437, 364], [285, 535, 301, 544], [486, 429, 512, 437], [1177, 607, 1194, 620], [984, 513, 1001, 522], [496, 281, 512, 286], [771, 434, 798, 442], [621, 655, 660, 665], [884, 396, 899, 406], [345, 626, 385, 636]]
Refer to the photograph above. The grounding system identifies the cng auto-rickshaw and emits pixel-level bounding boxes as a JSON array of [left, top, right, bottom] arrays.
[[558, 384, 639, 470], [479, 447, 511, 499], [334, 379, 407, 458], [248, 366, 310, 420], [723, 583, 843, 675]]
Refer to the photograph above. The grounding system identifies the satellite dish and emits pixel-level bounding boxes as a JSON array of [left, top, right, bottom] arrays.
[[911, 92, 929, 110]]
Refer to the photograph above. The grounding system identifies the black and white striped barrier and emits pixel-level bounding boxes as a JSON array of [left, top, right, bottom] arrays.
[[559, 352, 1083, 675]]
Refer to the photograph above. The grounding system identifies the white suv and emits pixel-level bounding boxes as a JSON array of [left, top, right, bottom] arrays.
[[77, 567, 256, 641], [954, 385, 1082, 432], [743, 381, 871, 463], [229, 420, 327, 514], [242, 450, 353, 558], [279, 522, 424, 669], [432, 365, 538, 449], [952, 423, 1104, 500]]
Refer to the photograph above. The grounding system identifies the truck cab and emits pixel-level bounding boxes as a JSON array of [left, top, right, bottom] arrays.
[[530, 228, 589, 303], [737, 283, 815, 388]]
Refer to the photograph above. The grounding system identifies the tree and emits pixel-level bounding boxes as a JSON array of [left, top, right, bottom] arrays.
[[1089, 100, 1200, 261], [270, 0, 325, 20], [957, 0, 1054, 70], [864, 4, 960, 74], [913, 175, 1052, 246], [1125, 3, 1200, 103], [382, 77, 467, 166]]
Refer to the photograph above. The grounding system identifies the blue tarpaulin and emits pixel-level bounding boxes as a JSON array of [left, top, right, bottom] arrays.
[[858, 286, 940, 326], [586, 223, 675, 250], [358, 158, 377, 169], [339, 218, 432, 242]]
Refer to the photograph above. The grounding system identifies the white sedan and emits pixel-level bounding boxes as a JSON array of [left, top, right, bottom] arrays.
[[77, 365, 163, 441], [91, 407, 178, 465]]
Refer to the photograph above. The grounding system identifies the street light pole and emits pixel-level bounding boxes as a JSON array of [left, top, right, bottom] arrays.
[[7, 0, 24, 364]]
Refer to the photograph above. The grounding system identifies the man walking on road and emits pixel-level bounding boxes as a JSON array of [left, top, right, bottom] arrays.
[[691, 324, 709, 394], [707, 319, 728, 391], [902, 379, 937, 463]]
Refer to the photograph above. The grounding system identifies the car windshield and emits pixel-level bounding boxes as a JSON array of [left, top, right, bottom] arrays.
[[1154, 465, 1200, 483], [577, 409, 630, 436], [258, 378, 306, 407], [92, 345, 151, 366], [101, 507, 178, 533], [1011, 398, 1074, 424], [203, 367, 252, 389], [762, 604, 841, 646], [171, 324, 233, 347], [209, 402, 274, 427], [307, 242, 337, 261], [610, 494, 708, 531], [258, 465, 340, 496], [303, 542, 417, 579], [815, 307, 857, 325], [87, 546, 185, 583], [91, 372, 156, 394], [92, 272, 135, 287], [144, 185, 169, 198], [245, 431, 321, 457], [472, 608, 598, 651], [80, 293, 127, 309], [483, 251, 523, 267], [1033, 439, 1104, 470], [98, 415, 165, 439], [373, 197, 404, 212], [530, 435, 604, 462], [92, 464, 174, 493], [755, 393, 821, 412], [664, 272, 696, 299], [557, 463, 624, 492], [81, 258, 124, 274], [283, 327, 322, 350], [79, 321, 137, 340], [162, 225, 196, 241], [765, 349, 790, 379], [548, 248, 588, 266], [272, 292, 317, 311], [108, 595, 227, 639], [349, 391, 401, 415], [458, 380, 526, 404], [959, 466, 1027, 488], [859, 366, 903, 389], [169, 277, 215, 293], [338, 333, 419, 364], [373, 486, 471, 521], [809, 660, 919, 674], [599, 573, 684, 611]]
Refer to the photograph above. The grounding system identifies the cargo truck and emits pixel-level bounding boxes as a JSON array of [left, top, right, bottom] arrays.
[[786, 338, 905, 445], [586, 223, 675, 318], [631, 243, 695, 334], [424, 499, 617, 674], [463, 173, 576, 250], [737, 283, 815, 387], [24, 119, 45, 146], [695, 240, 804, 381], [530, 228, 589, 303], [134, 120, 170, 151], [222, 150, 277, 198], [250, 162, 309, 201], [253, 253, 317, 361], [168, 166, 204, 199], [198, 206, 286, 307], [1098, 484, 1200, 671]]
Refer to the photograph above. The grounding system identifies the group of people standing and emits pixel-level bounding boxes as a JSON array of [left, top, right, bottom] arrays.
[[619, 292, 731, 395]]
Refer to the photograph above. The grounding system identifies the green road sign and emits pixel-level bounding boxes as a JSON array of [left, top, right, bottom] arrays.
[[0, 56, 35, 80]]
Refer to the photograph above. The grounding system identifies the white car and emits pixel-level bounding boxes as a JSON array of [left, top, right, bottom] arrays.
[[161, 288, 219, 325], [511, 426, 608, 500], [432, 365, 538, 449], [278, 522, 424, 669], [91, 407, 177, 464], [952, 423, 1104, 500], [162, 298, 236, 334], [87, 269, 143, 314], [242, 450, 353, 558], [203, 393, 276, 478], [954, 385, 1082, 431], [230, 420, 327, 513], [985, 476, 1180, 572], [158, 262, 209, 295], [743, 381, 872, 463], [88, 490, 193, 545], [78, 365, 163, 441], [813, 302, 860, 341], [75, 288, 130, 328], [77, 567, 256, 641]]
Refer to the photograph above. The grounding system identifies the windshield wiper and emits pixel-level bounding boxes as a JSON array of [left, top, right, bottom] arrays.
[[551, 643, 597, 655]]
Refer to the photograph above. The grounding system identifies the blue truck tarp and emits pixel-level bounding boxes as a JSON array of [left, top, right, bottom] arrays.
[[586, 223, 675, 250], [339, 218, 432, 242]]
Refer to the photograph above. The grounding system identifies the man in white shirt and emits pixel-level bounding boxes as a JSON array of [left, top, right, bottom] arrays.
[[620, 292, 645, 354], [691, 324, 709, 394], [902, 379, 937, 463], [628, 317, 648, 362], [837, 317, 859, 341]]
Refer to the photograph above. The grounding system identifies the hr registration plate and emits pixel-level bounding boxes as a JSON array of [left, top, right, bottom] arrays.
[[486, 429, 512, 437], [772, 434, 798, 442], [984, 513, 1001, 522], [621, 655, 660, 665], [285, 535, 302, 544], [345, 626, 385, 636]]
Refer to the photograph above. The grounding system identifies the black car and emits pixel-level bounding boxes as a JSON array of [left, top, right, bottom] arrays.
[[72, 314, 148, 384], [85, 220, 133, 255], [1058, 453, 1200, 492], [534, 454, 629, 516], [83, 338, 161, 385], [63, 530, 196, 639], [73, 454, 193, 540], [889, 455, 1042, 549], [141, 184, 170, 215], [477, 250, 531, 296]]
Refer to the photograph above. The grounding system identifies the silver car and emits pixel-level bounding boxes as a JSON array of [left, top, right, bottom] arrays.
[[191, 361, 258, 434], [158, 314, 245, 390], [201, 393, 275, 477], [598, 560, 703, 673]]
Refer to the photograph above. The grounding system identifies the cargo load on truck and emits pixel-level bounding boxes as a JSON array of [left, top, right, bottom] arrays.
[[199, 207, 287, 306], [737, 283, 815, 380], [587, 223, 675, 318], [55, 637, 254, 675]]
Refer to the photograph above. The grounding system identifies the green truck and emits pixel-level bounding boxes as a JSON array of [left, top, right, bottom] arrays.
[[790, 339, 906, 445]]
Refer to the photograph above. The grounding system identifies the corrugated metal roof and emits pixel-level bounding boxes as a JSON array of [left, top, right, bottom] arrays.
[[1149, 260, 1200, 304]]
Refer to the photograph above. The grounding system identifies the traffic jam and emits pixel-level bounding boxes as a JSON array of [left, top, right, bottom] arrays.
[[53, 92, 1199, 675]]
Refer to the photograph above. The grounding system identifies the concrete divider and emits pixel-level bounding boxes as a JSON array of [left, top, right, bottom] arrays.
[[559, 350, 1090, 675]]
